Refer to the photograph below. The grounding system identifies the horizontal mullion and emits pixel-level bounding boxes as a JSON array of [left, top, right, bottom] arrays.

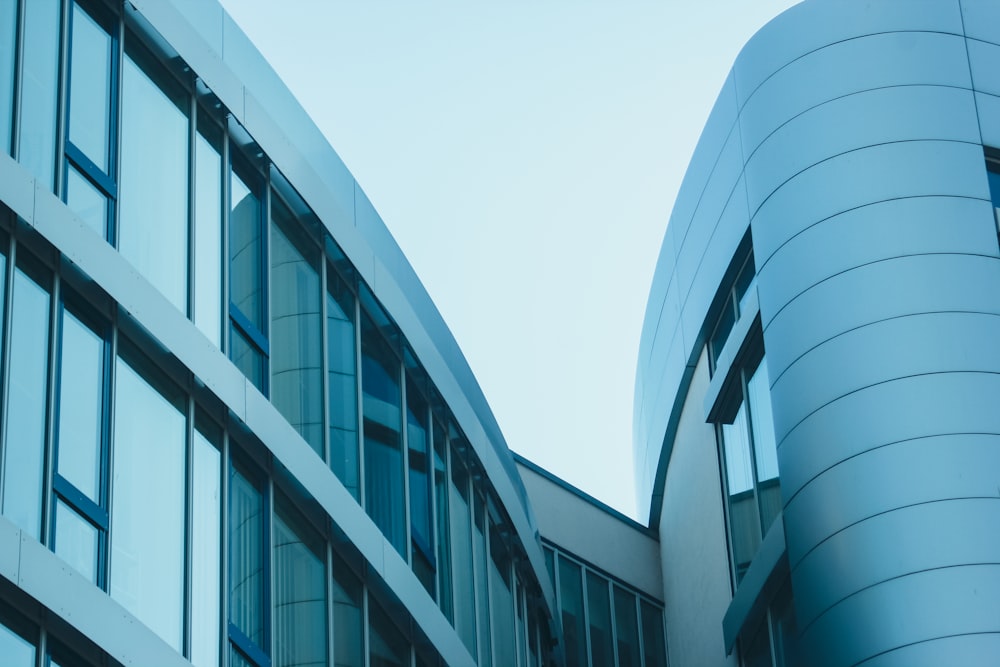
[[53, 475, 109, 531], [229, 622, 271, 667], [65, 142, 117, 199], [229, 304, 269, 356]]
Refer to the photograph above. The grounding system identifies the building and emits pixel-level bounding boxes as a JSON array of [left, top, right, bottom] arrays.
[[635, 0, 1000, 666], [0, 1, 667, 666]]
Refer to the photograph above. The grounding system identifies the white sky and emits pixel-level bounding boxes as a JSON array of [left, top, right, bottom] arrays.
[[219, 0, 800, 520]]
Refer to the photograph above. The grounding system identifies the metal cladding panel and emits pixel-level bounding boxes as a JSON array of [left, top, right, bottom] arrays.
[[962, 0, 1000, 46], [751, 139, 991, 268], [857, 633, 1000, 667], [733, 0, 964, 101], [967, 38, 1000, 96], [737, 31, 972, 161], [745, 84, 981, 215], [798, 564, 1000, 667]]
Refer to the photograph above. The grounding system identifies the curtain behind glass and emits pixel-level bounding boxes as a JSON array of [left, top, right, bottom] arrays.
[[273, 500, 326, 667]]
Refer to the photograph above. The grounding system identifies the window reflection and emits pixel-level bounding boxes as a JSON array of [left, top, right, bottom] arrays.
[[558, 558, 585, 667], [327, 270, 358, 498], [369, 600, 408, 667], [65, 165, 107, 236], [613, 587, 640, 667], [274, 498, 327, 667], [332, 553, 364, 667], [54, 501, 98, 583], [17, 0, 60, 188], [68, 2, 112, 172], [230, 461, 265, 653], [195, 123, 223, 346], [57, 310, 104, 501], [192, 421, 221, 667]]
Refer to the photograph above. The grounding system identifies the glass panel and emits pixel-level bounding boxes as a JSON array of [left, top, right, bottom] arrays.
[[543, 547, 555, 589], [990, 169, 1000, 234], [735, 253, 756, 316], [558, 558, 586, 667], [332, 553, 363, 667], [230, 160, 263, 329], [57, 310, 104, 500], [722, 402, 759, 581], [613, 587, 640, 667], [230, 462, 265, 648], [489, 518, 514, 667], [3, 266, 50, 539], [587, 572, 613, 667], [192, 422, 221, 667], [449, 454, 476, 655], [119, 50, 189, 311], [327, 271, 358, 497], [0, 607, 34, 666], [368, 600, 408, 667], [68, 2, 112, 171], [270, 206, 322, 454], [433, 420, 452, 620], [54, 501, 98, 583], [230, 325, 265, 391], [640, 601, 667, 667], [709, 299, 735, 371], [195, 124, 223, 347], [0, 0, 15, 155], [17, 0, 60, 189], [741, 615, 772, 667], [65, 166, 108, 236], [111, 354, 185, 650], [274, 499, 327, 667], [772, 580, 798, 667], [361, 314, 405, 556], [473, 494, 491, 667], [406, 377, 433, 594], [748, 360, 781, 534]]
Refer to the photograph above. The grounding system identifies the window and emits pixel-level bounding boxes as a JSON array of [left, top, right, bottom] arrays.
[[229, 458, 268, 667], [558, 558, 586, 667], [718, 353, 779, 583], [327, 267, 359, 498], [369, 599, 409, 667], [407, 372, 435, 595], [0, 0, 15, 155], [331, 552, 364, 667], [433, 419, 453, 621], [192, 415, 223, 667], [194, 118, 224, 346], [708, 251, 756, 374], [986, 157, 1000, 238], [449, 448, 477, 656], [17, 0, 60, 188]]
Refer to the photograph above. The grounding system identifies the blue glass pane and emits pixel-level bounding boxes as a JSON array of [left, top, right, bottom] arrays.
[[195, 127, 223, 347], [57, 310, 103, 501], [327, 274, 358, 498], [17, 0, 60, 189], [558, 558, 585, 667], [230, 325, 265, 392], [368, 600, 408, 667], [614, 587, 641, 667], [0, 0, 15, 155], [449, 455, 476, 655], [54, 501, 98, 583], [269, 212, 322, 455], [489, 520, 514, 666], [192, 426, 221, 667], [273, 501, 327, 667], [111, 355, 186, 650], [586, 572, 613, 667], [0, 615, 34, 666], [473, 497, 491, 667], [68, 3, 112, 172], [332, 553, 363, 667], [748, 359, 781, 534], [230, 464, 264, 648], [119, 52, 189, 311], [230, 163, 263, 329], [2, 267, 50, 539], [640, 601, 667, 667], [433, 422, 452, 621], [65, 166, 107, 236], [406, 379, 432, 593]]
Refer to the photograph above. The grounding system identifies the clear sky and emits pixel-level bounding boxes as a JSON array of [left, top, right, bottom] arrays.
[[219, 0, 800, 520]]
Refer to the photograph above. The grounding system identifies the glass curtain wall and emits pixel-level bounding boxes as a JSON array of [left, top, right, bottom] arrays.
[[327, 268, 358, 498], [230, 460, 268, 666], [450, 451, 477, 656], [192, 417, 222, 667], [229, 155, 267, 392], [407, 375, 434, 595], [332, 552, 364, 667], [194, 119, 223, 346]]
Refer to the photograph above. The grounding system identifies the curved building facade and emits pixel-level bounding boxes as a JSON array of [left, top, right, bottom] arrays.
[[636, 1, 1000, 666]]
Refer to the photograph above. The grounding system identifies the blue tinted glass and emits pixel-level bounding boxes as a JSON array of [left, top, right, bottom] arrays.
[[111, 355, 186, 650], [230, 162, 263, 329], [558, 558, 585, 667], [433, 422, 452, 621], [449, 455, 476, 655], [192, 425, 221, 667], [54, 501, 98, 583], [332, 553, 363, 667], [65, 166, 107, 236], [273, 501, 327, 667], [230, 464, 264, 647], [119, 52, 189, 311], [195, 126, 223, 347], [368, 600, 408, 667], [0, 0, 15, 155], [587, 572, 613, 667], [641, 601, 667, 667], [269, 210, 322, 454], [17, 0, 60, 189], [57, 310, 104, 501], [68, 3, 112, 172], [3, 267, 50, 539], [614, 587, 641, 667], [327, 273, 358, 498], [489, 520, 514, 666], [474, 497, 491, 667], [406, 379, 432, 591], [0, 614, 34, 666], [748, 359, 780, 534], [230, 325, 265, 391]]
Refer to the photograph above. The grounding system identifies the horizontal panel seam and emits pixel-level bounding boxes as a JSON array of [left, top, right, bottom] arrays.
[[853, 630, 1000, 666]]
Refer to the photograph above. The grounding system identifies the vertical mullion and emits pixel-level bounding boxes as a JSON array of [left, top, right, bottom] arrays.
[[265, 473, 274, 659], [108, 5, 122, 247], [320, 260, 330, 466], [325, 540, 334, 667], [186, 93, 196, 322], [0, 236, 14, 528], [221, 133, 230, 355], [635, 595, 645, 667], [53, 0, 69, 198], [104, 310, 118, 589], [261, 174, 270, 396], [183, 396, 195, 660], [9, 0, 23, 161], [581, 565, 592, 667], [427, 402, 437, 597], [354, 295, 364, 508], [467, 460, 480, 662], [220, 429, 230, 667], [608, 578, 619, 667], [362, 587, 371, 667], [400, 364, 410, 565], [36, 626, 47, 667], [40, 270, 59, 552]]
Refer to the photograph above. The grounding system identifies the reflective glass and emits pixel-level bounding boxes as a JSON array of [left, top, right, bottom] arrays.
[[68, 3, 112, 171], [361, 315, 405, 556], [57, 310, 104, 500], [709, 300, 735, 371], [741, 615, 772, 667], [640, 601, 667, 667], [989, 169, 1000, 234], [735, 254, 756, 317], [586, 572, 613, 667], [230, 162, 263, 329], [723, 402, 759, 580], [489, 519, 514, 666], [17, 0, 60, 188], [66, 166, 107, 236], [195, 125, 223, 347], [192, 424, 221, 667], [3, 266, 50, 539], [368, 600, 408, 667], [772, 580, 799, 667], [119, 51, 189, 311], [230, 326, 265, 391], [54, 501, 98, 583], [111, 355, 185, 650], [558, 558, 585, 667], [274, 500, 327, 667], [0, 0, 15, 155], [327, 272, 358, 498], [613, 587, 640, 667], [406, 379, 433, 594], [473, 496, 491, 667], [332, 553, 363, 667], [230, 463, 265, 648], [748, 360, 780, 533], [0, 611, 34, 666], [433, 421, 452, 620], [270, 209, 322, 454], [449, 455, 476, 655]]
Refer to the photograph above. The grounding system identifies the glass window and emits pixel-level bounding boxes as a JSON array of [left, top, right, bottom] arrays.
[[332, 553, 363, 667], [3, 263, 50, 539], [489, 517, 514, 666], [433, 420, 452, 620], [57, 310, 104, 501], [741, 614, 772, 667], [748, 361, 780, 533], [65, 165, 108, 236], [273, 498, 327, 667], [0, 0, 16, 155], [361, 313, 405, 556], [327, 270, 358, 497], [119, 47, 189, 312], [111, 352, 185, 650], [558, 557, 586, 667], [722, 401, 758, 581], [230, 461, 266, 656], [473, 494, 491, 667], [195, 121, 223, 347], [640, 601, 667, 667], [368, 600, 408, 667], [17, 0, 60, 189], [449, 453, 476, 656], [68, 2, 113, 172], [586, 572, 613, 667], [229, 156, 266, 392], [407, 376, 434, 595], [54, 501, 98, 582], [192, 418, 221, 667], [270, 202, 322, 454], [613, 587, 640, 667], [0, 605, 35, 667]]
